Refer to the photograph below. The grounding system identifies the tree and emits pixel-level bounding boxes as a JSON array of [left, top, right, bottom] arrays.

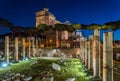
[[72, 24, 81, 30], [101, 25, 108, 30], [37, 24, 50, 47], [23, 27, 38, 37], [37, 24, 49, 31], [105, 21, 120, 30], [81, 24, 88, 30], [54, 24, 67, 31], [0, 18, 24, 37], [67, 25, 75, 48], [87, 24, 101, 30], [9, 26, 23, 38], [54, 24, 68, 48], [0, 18, 13, 27]]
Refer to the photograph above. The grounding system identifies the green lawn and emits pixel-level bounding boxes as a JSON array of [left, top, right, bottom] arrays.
[[0, 58, 91, 81]]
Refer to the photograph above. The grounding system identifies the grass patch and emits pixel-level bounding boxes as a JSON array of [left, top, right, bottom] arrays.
[[113, 60, 120, 81], [0, 58, 91, 81]]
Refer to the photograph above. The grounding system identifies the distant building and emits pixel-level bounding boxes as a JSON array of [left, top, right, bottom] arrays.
[[35, 8, 83, 48], [35, 8, 60, 26]]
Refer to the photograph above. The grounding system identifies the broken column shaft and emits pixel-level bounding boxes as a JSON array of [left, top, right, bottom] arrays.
[[5, 36, 9, 63], [93, 30, 101, 79], [32, 38, 35, 57], [88, 35, 93, 71], [14, 37, 18, 62], [103, 32, 113, 81], [22, 37, 25, 59], [28, 37, 31, 58]]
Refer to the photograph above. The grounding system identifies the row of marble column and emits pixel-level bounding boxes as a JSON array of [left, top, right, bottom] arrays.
[[5, 37, 39, 63], [80, 30, 113, 81]]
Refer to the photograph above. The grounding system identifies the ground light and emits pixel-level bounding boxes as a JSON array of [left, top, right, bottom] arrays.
[[25, 57, 29, 61], [19, 60, 22, 62], [0, 61, 9, 68], [22, 57, 29, 61], [0, 58, 92, 81]]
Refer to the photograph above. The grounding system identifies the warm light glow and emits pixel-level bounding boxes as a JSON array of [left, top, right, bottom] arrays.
[[40, 44, 44, 47], [49, 39, 52, 43], [18, 40, 22, 44]]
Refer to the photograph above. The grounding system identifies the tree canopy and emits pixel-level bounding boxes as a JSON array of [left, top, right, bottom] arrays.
[[1, 18, 120, 35]]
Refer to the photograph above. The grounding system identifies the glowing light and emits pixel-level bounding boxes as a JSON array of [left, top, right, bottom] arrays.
[[0, 62, 9, 68], [52, 49, 56, 53], [2, 63, 8, 67], [25, 57, 29, 61], [89, 75, 92, 78], [19, 60, 22, 62], [49, 39, 52, 43]]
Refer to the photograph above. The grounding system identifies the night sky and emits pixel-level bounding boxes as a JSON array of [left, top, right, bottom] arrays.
[[0, 0, 120, 40]]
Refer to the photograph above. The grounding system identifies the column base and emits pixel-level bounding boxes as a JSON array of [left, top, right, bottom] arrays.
[[88, 69, 93, 74], [92, 76, 102, 81]]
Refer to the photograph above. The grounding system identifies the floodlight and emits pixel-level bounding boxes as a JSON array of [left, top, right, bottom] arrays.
[[0, 61, 9, 68], [2, 63, 8, 67], [25, 57, 29, 61]]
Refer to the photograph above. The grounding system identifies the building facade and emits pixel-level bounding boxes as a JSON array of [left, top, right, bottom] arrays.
[[35, 8, 83, 48], [35, 8, 60, 27]]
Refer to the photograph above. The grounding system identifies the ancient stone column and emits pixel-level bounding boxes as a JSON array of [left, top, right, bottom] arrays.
[[103, 32, 113, 81], [32, 38, 35, 57], [56, 31, 59, 47], [22, 37, 25, 59], [46, 39, 48, 48], [93, 30, 101, 79], [39, 38, 41, 47], [5, 36, 9, 63], [99, 39, 101, 79], [14, 37, 18, 62], [80, 37, 85, 63], [80, 37, 82, 60], [80, 39, 85, 63], [85, 38, 88, 67], [28, 37, 31, 58], [83, 38, 86, 64], [88, 35, 93, 71], [36, 38, 39, 56]]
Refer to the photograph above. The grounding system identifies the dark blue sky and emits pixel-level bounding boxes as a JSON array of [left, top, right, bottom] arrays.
[[0, 0, 120, 40], [0, 0, 120, 26]]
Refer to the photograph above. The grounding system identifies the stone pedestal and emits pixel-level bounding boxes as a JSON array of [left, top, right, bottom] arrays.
[[103, 32, 113, 81]]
